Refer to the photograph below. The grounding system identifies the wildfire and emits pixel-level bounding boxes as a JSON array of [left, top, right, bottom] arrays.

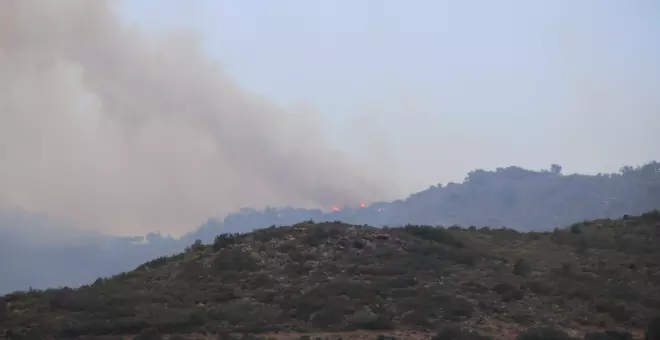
[[328, 202, 368, 212]]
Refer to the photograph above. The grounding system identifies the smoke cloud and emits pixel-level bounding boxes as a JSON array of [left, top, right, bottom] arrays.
[[0, 0, 394, 235]]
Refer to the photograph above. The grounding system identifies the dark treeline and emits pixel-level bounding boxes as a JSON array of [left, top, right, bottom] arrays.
[[187, 161, 660, 243]]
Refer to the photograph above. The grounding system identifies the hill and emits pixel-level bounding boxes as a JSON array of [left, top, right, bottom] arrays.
[[2, 211, 659, 339], [187, 161, 660, 242]]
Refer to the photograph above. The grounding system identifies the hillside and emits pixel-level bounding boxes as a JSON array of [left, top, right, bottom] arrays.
[[188, 161, 660, 242], [2, 212, 660, 339]]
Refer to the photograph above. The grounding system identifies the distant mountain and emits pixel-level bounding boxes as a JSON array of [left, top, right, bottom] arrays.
[[185, 161, 660, 243], [1, 161, 658, 294], [3, 211, 659, 339]]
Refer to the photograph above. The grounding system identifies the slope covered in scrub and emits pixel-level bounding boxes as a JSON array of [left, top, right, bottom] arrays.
[[2, 212, 660, 339]]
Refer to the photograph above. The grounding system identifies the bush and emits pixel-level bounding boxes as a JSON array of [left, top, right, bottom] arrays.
[[442, 297, 475, 320], [501, 288, 525, 302], [433, 325, 491, 340], [493, 282, 517, 295], [516, 327, 576, 340], [133, 327, 162, 340], [570, 224, 582, 234], [182, 239, 205, 254], [350, 316, 394, 330], [400, 310, 431, 328], [400, 225, 463, 247], [513, 259, 532, 277], [213, 233, 242, 251], [310, 303, 348, 328], [593, 301, 633, 322], [584, 331, 632, 340], [345, 309, 394, 331], [302, 227, 330, 246], [646, 316, 660, 340], [213, 248, 260, 273], [136, 256, 171, 271]]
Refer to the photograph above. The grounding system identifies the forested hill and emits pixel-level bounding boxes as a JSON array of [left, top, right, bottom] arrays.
[[186, 161, 660, 243]]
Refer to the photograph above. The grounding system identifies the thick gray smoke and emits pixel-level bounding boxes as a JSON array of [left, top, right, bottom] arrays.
[[0, 0, 393, 235]]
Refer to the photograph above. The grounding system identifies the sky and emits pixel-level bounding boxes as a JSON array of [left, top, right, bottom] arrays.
[[0, 0, 658, 236], [119, 0, 660, 182]]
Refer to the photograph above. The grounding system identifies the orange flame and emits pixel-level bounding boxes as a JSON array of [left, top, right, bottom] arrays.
[[359, 202, 367, 208], [331, 205, 340, 212]]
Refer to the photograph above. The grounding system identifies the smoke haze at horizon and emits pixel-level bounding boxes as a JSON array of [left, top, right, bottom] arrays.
[[1, 0, 659, 236], [0, 0, 397, 236]]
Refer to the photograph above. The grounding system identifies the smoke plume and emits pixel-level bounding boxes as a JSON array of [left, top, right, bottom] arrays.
[[0, 0, 392, 235]]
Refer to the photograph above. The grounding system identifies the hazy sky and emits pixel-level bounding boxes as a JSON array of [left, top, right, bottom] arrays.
[[119, 0, 660, 180], [1, 0, 658, 236]]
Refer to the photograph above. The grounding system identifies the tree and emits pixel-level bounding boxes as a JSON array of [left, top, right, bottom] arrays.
[[550, 164, 563, 175]]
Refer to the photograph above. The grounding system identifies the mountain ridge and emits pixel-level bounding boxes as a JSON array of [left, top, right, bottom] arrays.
[[184, 161, 660, 243]]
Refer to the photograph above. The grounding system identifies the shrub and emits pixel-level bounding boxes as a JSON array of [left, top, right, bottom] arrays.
[[133, 327, 162, 340], [400, 310, 431, 328], [302, 227, 330, 246], [516, 327, 576, 340], [442, 297, 475, 320], [310, 303, 348, 328], [400, 225, 463, 247], [513, 259, 532, 277], [570, 224, 582, 234], [349, 316, 393, 330], [433, 325, 491, 340], [213, 248, 260, 273], [593, 300, 633, 322], [213, 233, 241, 250], [184, 239, 205, 253], [646, 316, 660, 340], [493, 282, 516, 295], [137, 256, 171, 271], [345, 309, 394, 331], [501, 288, 525, 301], [584, 331, 633, 340]]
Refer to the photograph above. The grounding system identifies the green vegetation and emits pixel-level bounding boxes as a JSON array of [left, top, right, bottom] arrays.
[[1, 212, 659, 339], [377, 161, 660, 231]]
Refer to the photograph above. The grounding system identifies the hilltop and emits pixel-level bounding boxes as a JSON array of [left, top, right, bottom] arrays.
[[2, 211, 659, 339]]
